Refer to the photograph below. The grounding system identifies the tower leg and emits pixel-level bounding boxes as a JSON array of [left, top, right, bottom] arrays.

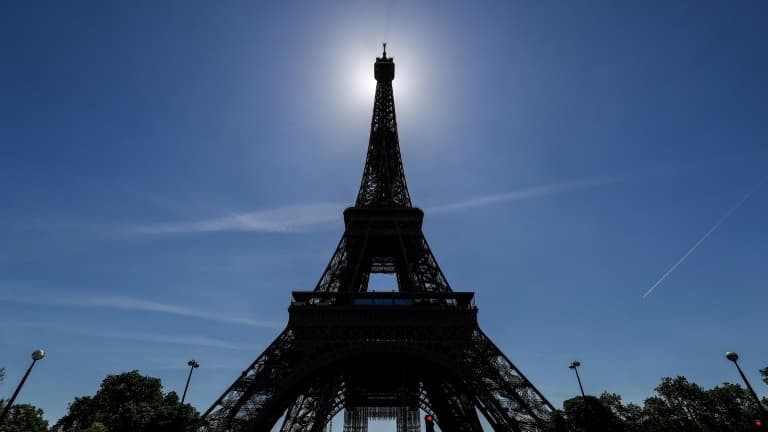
[[424, 380, 484, 432], [204, 329, 310, 432], [463, 329, 553, 431], [280, 378, 340, 432]]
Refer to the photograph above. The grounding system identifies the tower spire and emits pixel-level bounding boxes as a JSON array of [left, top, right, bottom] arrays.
[[355, 46, 412, 208]]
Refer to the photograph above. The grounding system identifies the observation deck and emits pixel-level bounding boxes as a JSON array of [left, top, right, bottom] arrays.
[[288, 291, 478, 329], [290, 291, 476, 309]]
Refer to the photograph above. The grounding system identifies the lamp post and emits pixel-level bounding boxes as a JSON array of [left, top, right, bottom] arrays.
[[181, 359, 199, 404], [0, 349, 45, 425], [569, 361, 586, 398], [569, 360, 588, 431], [725, 352, 767, 418]]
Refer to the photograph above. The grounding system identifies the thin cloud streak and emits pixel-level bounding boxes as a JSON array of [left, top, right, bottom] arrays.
[[134, 203, 344, 234], [3, 321, 246, 350], [425, 154, 753, 214], [642, 178, 766, 299], [426, 176, 617, 213], [95, 155, 747, 236], [133, 177, 618, 235], [0, 295, 284, 329]]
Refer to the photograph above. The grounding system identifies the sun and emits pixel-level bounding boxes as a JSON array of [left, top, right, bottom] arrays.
[[348, 55, 377, 110], [337, 45, 418, 120], [309, 27, 439, 154]]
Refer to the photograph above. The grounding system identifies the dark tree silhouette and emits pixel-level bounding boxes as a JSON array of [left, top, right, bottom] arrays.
[[561, 395, 624, 432], [52, 370, 203, 432], [701, 382, 763, 431], [598, 392, 643, 432], [0, 401, 48, 432], [545, 409, 568, 432], [553, 376, 764, 432]]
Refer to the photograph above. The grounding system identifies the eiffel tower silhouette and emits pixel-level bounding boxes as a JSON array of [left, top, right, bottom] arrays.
[[203, 45, 554, 432]]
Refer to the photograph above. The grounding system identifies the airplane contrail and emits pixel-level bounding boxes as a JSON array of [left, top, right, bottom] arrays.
[[642, 177, 766, 299]]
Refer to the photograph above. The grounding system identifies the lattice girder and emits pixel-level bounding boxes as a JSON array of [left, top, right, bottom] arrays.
[[314, 208, 451, 293], [203, 302, 552, 431], [422, 379, 484, 432], [279, 377, 341, 432], [462, 330, 553, 432], [355, 53, 411, 208]]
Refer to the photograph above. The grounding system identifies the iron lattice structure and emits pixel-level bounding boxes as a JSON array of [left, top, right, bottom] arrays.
[[203, 47, 554, 432]]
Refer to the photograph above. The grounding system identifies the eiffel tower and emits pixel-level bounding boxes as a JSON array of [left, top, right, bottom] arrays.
[[202, 45, 554, 432]]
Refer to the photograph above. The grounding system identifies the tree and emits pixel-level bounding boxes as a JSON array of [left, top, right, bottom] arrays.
[[545, 409, 567, 432], [598, 392, 644, 432], [0, 367, 5, 383], [0, 401, 49, 432], [52, 370, 203, 432], [550, 377, 762, 432], [78, 422, 107, 432], [761, 367, 767, 386], [638, 376, 708, 431], [636, 377, 762, 432], [561, 395, 624, 432], [701, 382, 762, 431]]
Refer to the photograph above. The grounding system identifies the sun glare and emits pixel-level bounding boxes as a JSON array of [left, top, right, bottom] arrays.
[[349, 56, 377, 110], [311, 18, 442, 154], [337, 45, 420, 120]]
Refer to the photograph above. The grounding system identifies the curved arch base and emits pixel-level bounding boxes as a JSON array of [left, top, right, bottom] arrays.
[[203, 304, 552, 432]]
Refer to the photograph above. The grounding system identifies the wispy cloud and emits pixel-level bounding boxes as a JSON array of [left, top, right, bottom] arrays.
[[3, 320, 247, 350], [133, 177, 618, 235], [426, 154, 757, 214], [134, 203, 345, 234], [426, 176, 617, 213], [642, 177, 766, 299], [0, 295, 283, 329]]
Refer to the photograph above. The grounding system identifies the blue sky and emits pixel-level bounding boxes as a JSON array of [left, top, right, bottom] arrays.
[[1, 1, 766, 430]]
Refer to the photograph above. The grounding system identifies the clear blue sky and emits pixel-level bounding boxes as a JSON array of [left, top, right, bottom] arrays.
[[1, 1, 766, 430]]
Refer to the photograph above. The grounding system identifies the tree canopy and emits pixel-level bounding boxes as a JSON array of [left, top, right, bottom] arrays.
[[561, 394, 625, 432], [0, 401, 49, 432], [552, 376, 767, 432], [51, 370, 203, 432]]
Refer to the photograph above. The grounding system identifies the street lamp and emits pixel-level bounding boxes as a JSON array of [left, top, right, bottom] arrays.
[[725, 352, 767, 418], [569, 360, 589, 431], [569, 361, 586, 398], [0, 349, 45, 425], [181, 359, 200, 404]]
